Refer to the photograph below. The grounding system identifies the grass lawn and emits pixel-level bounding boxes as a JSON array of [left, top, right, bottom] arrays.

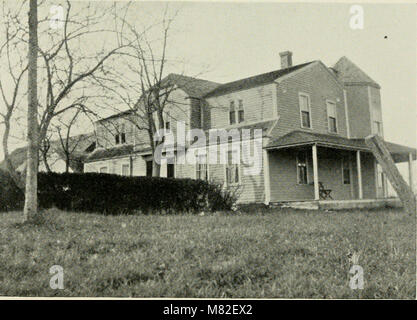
[[0, 207, 415, 298]]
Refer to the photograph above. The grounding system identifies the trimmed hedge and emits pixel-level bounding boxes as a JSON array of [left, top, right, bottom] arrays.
[[0, 171, 236, 214]]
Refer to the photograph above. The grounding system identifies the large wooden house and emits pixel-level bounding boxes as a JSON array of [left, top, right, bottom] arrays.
[[84, 52, 416, 204]]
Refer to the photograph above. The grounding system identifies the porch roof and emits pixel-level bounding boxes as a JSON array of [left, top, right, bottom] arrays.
[[266, 130, 416, 162], [85, 144, 152, 162]]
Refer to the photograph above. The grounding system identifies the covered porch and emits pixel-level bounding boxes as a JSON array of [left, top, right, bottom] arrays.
[[264, 131, 416, 204]]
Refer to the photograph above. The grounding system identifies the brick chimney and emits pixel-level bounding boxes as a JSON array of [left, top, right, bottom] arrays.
[[279, 51, 293, 69]]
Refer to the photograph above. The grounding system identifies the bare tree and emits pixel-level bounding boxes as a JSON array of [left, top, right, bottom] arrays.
[[99, 7, 191, 177], [0, 1, 28, 188], [24, 0, 39, 221], [54, 107, 84, 173], [1, 1, 127, 185], [36, 1, 128, 147], [39, 132, 52, 173]]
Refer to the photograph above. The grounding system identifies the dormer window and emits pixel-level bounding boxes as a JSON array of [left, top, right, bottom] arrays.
[[121, 124, 126, 143], [229, 101, 236, 124], [115, 123, 126, 145]]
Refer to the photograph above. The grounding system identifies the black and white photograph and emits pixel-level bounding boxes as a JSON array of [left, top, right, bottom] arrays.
[[0, 0, 416, 303]]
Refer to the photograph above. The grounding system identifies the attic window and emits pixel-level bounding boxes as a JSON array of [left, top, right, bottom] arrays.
[[115, 124, 127, 145], [121, 124, 126, 143]]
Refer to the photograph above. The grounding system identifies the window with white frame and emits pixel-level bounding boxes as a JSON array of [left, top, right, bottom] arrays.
[[296, 151, 308, 184], [327, 101, 337, 133], [372, 105, 383, 136], [122, 163, 130, 176], [196, 154, 208, 180], [226, 149, 240, 185], [342, 157, 350, 184], [373, 121, 383, 136], [229, 100, 244, 125], [299, 94, 311, 128], [115, 123, 126, 145], [238, 99, 244, 123], [200, 104, 204, 128], [99, 166, 108, 174], [121, 124, 126, 143], [229, 101, 236, 125], [165, 112, 171, 130]]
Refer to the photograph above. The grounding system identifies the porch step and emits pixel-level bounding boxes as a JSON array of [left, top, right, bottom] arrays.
[[274, 201, 319, 210], [318, 198, 402, 210], [271, 198, 402, 210]]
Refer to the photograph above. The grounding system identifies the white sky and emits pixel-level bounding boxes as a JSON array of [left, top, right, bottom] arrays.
[[0, 1, 416, 160]]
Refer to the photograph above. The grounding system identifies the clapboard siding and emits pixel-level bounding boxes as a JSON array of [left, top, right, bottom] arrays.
[[269, 148, 362, 202], [344, 85, 371, 138], [188, 141, 266, 204], [270, 62, 347, 139], [207, 83, 275, 129]]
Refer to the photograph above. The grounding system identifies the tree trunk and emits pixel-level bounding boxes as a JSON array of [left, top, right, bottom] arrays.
[[66, 156, 70, 173], [152, 157, 161, 177], [23, 0, 39, 222]]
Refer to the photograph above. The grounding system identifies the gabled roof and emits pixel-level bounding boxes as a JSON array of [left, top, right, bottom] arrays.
[[266, 130, 416, 162], [333, 56, 380, 88], [204, 61, 314, 98], [86, 144, 135, 162], [97, 110, 134, 123], [164, 73, 221, 98], [85, 144, 152, 162], [96, 74, 221, 123], [267, 130, 368, 150], [189, 119, 278, 148]]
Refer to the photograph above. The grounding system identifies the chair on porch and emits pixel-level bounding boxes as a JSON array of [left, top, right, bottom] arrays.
[[318, 182, 333, 200]]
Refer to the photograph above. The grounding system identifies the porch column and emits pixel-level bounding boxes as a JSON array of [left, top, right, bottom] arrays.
[[356, 150, 363, 199], [409, 152, 415, 193], [312, 144, 319, 200], [263, 149, 271, 205]]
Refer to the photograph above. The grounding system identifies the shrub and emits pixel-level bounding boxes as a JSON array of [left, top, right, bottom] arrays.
[[35, 172, 235, 215], [206, 182, 241, 212], [0, 169, 24, 212]]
